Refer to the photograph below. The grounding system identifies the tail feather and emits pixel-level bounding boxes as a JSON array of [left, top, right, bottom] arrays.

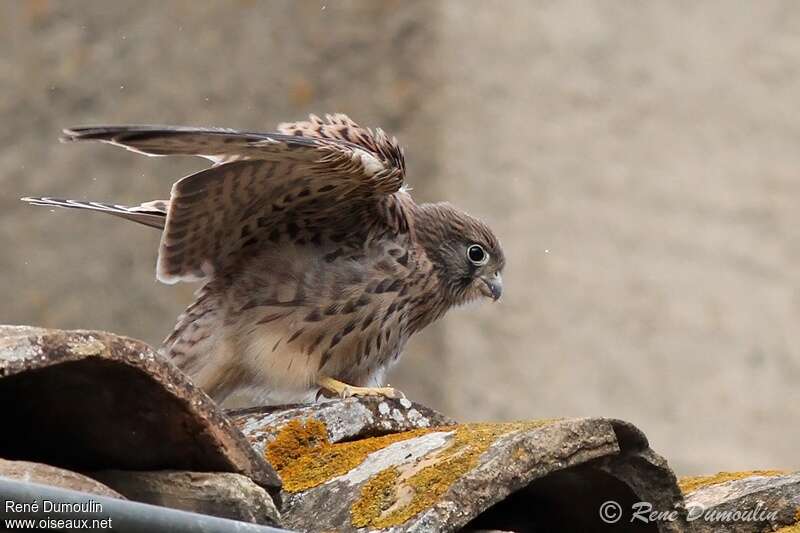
[[21, 196, 167, 230]]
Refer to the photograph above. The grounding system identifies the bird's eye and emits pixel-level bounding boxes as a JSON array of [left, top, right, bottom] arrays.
[[467, 244, 489, 266]]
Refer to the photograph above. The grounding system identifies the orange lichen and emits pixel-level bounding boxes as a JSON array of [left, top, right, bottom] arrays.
[[351, 420, 557, 529], [267, 417, 559, 527], [776, 522, 800, 533], [265, 419, 329, 473], [265, 418, 434, 493], [350, 467, 402, 524], [678, 470, 786, 494]]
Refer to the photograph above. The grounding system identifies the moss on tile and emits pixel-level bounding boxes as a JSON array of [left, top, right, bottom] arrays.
[[264, 418, 329, 473], [351, 420, 557, 529], [350, 467, 401, 525], [265, 418, 433, 493], [678, 470, 786, 494]]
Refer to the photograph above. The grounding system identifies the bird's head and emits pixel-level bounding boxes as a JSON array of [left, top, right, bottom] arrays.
[[416, 202, 505, 306]]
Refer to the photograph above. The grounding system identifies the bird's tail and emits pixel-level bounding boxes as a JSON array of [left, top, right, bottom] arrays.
[[20, 196, 168, 230]]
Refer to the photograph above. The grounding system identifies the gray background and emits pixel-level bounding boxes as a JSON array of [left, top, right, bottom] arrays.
[[1, 1, 798, 475]]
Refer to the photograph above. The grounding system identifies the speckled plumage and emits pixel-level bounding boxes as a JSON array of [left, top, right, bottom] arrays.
[[23, 114, 505, 407]]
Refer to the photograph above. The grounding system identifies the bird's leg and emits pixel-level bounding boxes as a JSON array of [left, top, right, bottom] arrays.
[[317, 376, 405, 400]]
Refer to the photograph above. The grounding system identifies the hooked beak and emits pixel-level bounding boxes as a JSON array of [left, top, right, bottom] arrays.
[[480, 272, 503, 301]]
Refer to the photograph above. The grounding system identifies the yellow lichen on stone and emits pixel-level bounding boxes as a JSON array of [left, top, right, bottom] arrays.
[[265, 418, 329, 473], [265, 418, 434, 493], [678, 470, 786, 494], [351, 420, 557, 529], [350, 467, 401, 524], [776, 522, 800, 533]]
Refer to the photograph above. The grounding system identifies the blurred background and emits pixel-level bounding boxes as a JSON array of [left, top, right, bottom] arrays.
[[1, 0, 798, 475]]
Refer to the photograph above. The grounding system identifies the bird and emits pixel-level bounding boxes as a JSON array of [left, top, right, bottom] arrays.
[[22, 114, 505, 408]]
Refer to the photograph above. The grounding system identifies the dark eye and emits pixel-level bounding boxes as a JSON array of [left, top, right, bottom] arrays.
[[467, 244, 489, 266]]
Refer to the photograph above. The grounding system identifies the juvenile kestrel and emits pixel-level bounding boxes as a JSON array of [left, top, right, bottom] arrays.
[[23, 114, 504, 407]]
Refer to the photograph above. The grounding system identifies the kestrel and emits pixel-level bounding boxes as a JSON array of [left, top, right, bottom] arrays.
[[23, 114, 504, 407]]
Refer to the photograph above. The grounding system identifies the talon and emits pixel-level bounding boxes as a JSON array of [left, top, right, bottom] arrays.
[[379, 387, 404, 400], [317, 376, 405, 400], [382, 384, 405, 400]]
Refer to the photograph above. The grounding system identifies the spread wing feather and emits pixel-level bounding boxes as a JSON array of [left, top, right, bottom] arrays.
[[62, 125, 320, 164], [20, 197, 168, 229], [61, 114, 407, 284]]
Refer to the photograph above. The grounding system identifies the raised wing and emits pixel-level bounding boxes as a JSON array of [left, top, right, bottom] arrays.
[[62, 124, 317, 164], [21, 197, 168, 229], [63, 115, 407, 284], [277, 113, 405, 174]]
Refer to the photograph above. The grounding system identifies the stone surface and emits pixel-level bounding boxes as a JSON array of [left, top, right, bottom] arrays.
[[3, 326, 800, 532], [254, 410, 684, 532], [0, 458, 123, 499], [0, 325, 279, 488], [91, 470, 280, 526], [229, 396, 455, 457], [682, 471, 800, 533]]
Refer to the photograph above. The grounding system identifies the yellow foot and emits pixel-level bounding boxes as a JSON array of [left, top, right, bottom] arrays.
[[317, 376, 405, 400]]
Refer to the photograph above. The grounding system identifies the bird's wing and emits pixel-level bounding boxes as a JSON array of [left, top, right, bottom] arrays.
[[62, 113, 406, 168], [62, 125, 285, 164], [20, 197, 168, 229], [64, 114, 406, 284]]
